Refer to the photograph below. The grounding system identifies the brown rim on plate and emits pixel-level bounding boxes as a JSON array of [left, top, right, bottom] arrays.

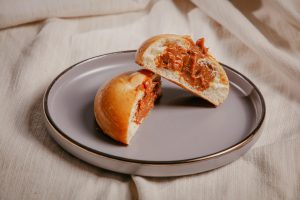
[[43, 50, 266, 165]]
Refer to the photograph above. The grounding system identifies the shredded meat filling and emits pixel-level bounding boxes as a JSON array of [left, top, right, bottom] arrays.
[[134, 77, 161, 124], [156, 38, 215, 91]]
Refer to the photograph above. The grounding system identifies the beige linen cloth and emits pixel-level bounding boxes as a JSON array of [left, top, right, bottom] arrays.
[[1, 0, 300, 199]]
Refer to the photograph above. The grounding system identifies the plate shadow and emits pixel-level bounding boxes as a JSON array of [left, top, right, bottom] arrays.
[[156, 87, 215, 108]]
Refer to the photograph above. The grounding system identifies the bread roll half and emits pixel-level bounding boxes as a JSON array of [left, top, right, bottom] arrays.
[[94, 70, 161, 145], [136, 34, 229, 106]]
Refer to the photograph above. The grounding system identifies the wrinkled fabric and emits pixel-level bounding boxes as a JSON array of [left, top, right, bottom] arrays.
[[0, 0, 299, 199]]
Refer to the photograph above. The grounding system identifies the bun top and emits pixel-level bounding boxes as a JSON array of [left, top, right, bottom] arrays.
[[94, 70, 159, 144]]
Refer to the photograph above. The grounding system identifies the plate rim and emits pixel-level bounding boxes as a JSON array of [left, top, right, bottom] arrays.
[[43, 50, 266, 165]]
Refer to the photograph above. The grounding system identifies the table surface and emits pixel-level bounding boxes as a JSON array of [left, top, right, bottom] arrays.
[[0, 0, 299, 199]]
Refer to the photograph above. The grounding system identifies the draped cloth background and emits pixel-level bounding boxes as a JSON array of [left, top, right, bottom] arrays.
[[0, 0, 299, 199]]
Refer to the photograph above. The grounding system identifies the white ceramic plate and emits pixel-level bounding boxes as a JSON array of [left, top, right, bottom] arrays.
[[43, 50, 265, 177]]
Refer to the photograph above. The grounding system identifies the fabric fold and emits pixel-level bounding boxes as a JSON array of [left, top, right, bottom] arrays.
[[0, 0, 152, 29], [0, 0, 299, 199]]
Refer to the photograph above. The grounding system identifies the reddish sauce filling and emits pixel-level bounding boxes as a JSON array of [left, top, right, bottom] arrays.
[[155, 38, 215, 91], [134, 77, 161, 124]]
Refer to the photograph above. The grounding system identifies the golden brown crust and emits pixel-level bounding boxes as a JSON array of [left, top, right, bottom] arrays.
[[94, 70, 156, 144]]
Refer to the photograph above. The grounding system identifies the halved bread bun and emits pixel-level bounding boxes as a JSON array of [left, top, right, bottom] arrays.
[[94, 70, 161, 145], [136, 34, 229, 106]]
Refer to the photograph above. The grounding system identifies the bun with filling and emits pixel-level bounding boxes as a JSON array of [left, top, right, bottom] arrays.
[[135, 34, 229, 106], [94, 70, 161, 145]]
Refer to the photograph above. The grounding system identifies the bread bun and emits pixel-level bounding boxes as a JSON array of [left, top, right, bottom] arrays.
[[136, 34, 229, 106], [94, 70, 161, 145]]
